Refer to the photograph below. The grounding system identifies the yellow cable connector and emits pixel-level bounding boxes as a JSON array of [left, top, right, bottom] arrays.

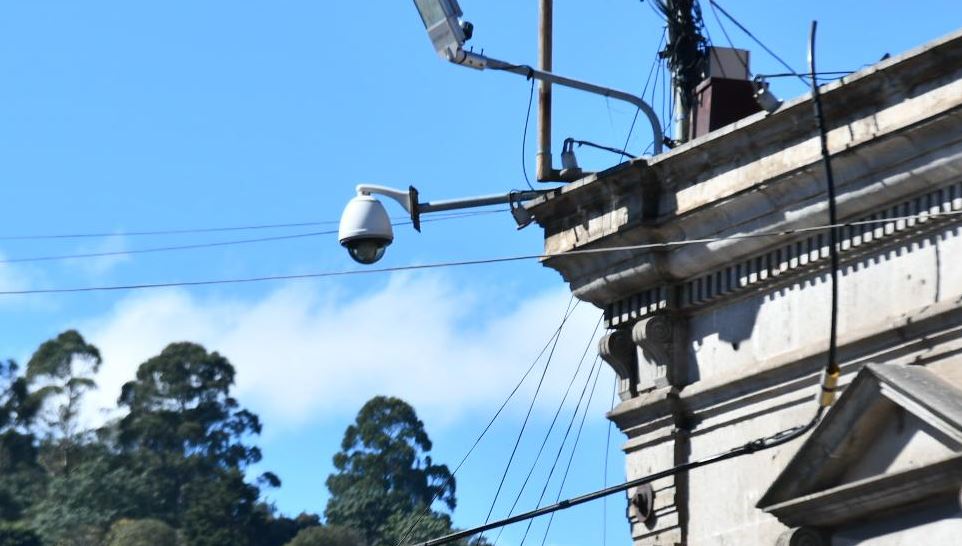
[[818, 367, 841, 408]]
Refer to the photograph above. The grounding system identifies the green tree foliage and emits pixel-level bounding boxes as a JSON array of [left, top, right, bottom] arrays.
[[104, 519, 177, 546], [29, 447, 157, 546], [117, 342, 262, 470], [325, 396, 456, 545], [284, 526, 366, 546], [25, 330, 101, 475], [0, 361, 44, 522], [0, 521, 41, 546]]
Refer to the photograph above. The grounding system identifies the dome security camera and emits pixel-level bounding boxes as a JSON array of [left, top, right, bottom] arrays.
[[338, 194, 394, 264]]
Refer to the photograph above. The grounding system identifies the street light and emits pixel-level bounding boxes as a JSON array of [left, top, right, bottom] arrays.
[[413, 0, 474, 61], [338, 184, 545, 264], [411, 0, 664, 180]]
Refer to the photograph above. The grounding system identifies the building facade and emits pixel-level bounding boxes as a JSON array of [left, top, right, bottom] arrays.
[[528, 29, 962, 545]]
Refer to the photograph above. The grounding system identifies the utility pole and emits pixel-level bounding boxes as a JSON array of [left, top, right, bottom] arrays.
[[663, 0, 706, 144]]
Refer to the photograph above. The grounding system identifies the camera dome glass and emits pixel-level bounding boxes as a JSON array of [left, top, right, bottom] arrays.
[[347, 240, 387, 264]]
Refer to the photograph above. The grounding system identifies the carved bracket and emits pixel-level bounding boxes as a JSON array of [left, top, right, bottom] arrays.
[[632, 314, 692, 388], [598, 330, 638, 400]]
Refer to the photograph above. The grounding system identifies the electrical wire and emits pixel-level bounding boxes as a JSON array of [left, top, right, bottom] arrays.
[[472, 299, 578, 545], [707, 0, 809, 84], [810, 20, 843, 402], [413, 407, 823, 546], [491, 315, 603, 546], [0, 209, 508, 243], [0, 210, 505, 265], [601, 377, 618, 546], [704, 0, 749, 78], [569, 140, 633, 160], [517, 356, 603, 546], [538, 357, 605, 546], [621, 27, 667, 162], [522, 75, 537, 190], [3, 209, 959, 296], [394, 297, 580, 546]]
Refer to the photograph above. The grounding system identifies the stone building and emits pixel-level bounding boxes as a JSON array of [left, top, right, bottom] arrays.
[[527, 28, 962, 545]]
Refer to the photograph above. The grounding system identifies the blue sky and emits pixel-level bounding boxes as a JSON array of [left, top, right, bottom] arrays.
[[1, 1, 959, 545]]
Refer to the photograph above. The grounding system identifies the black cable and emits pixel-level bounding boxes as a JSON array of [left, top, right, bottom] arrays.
[[517, 356, 602, 545], [538, 357, 605, 546], [0, 209, 507, 243], [413, 407, 824, 546], [4, 210, 958, 296], [0, 211, 504, 265], [491, 315, 603, 546], [759, 71, 852, 79], [522, 75, 537, 190], [621, 27, 667, 162], [473, 298, 577, 545], [707, 0, 808, 84], [395, 297, 579, 546], [704, 0, 749, 78], [601, 377, 617, 546], [809, 21, 843, 393], [570, 140, 633, 160]]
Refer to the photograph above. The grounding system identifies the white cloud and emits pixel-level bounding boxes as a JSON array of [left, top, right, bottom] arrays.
[[77, 274, 605, 432], [72, 234, 131, 277]]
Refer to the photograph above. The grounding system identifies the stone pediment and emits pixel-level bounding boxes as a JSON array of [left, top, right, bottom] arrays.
[[757, 364, 962, 528]]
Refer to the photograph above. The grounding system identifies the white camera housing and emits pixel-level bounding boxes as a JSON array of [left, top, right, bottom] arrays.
[[338, 194, 394, 264]]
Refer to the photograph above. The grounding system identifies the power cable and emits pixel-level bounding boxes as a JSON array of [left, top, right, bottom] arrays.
[[473, 298, 578, 545], [517, 356, 602, 545], [703, 0, 749, 78], [810, 20, 843, 404], [0, 211, 505, 265], [395, 296, 579, 546], [0, 209, 507, 243], [4, 209, 960, 296], [621, 27, 668, 162], [522, 75, 537, 190], [491, 315, 603, 546], [538, 357, 605, 546], [707, 0, 808, 84], [568, 140, 633, 160], [412, 408, 823, 546], [601, 377, 618, 546]]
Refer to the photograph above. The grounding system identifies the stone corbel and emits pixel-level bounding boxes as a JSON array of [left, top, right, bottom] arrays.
[[598, 329, 638, 400], [632, 314, 692, 388]]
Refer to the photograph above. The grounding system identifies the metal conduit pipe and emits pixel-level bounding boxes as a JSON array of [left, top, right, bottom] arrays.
[[537, 0, 556, 182]]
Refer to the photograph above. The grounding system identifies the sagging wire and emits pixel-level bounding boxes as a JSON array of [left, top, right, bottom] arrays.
[[411, 408, 822, 546], [0, 211, 505, 265], [3, 208, 960, 296], [707, 0, 809, 84], [0, 210, 505, 242], [472, 297, 577, 545], [619, 27, 667, 165], [487, 64, 538, 191], [490, 315, 604, 546], [537, 356, 605, 546], [601, 378, 618, 546], [516, 356, 603, 546], [564, 139, 633, 160], [394, 297, 580, 546]]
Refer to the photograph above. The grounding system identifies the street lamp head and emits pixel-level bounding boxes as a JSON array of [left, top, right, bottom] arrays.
[[412, 0, 472, 60], [338, 194, 394, 264]]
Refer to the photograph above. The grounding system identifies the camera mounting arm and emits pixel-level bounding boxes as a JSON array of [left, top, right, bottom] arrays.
[[355, 184, 547, 232], [451, 51, 664, 156]]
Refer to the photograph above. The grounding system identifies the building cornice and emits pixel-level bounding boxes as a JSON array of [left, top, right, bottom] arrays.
[[527, 28, 962, 313]]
